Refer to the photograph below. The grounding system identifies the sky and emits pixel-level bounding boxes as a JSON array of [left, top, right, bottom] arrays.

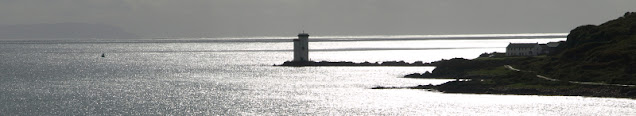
[[1, 0, 635, 38]]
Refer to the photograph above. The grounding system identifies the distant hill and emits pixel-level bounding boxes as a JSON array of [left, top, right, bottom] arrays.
[[0, 23, 139, 39], [537, 12, 636, 84]]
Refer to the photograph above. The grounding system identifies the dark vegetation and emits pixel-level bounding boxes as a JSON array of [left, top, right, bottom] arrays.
[[537, 12, 636, 84], [397, 12, 636, 98], [404, 57, 523, 78]]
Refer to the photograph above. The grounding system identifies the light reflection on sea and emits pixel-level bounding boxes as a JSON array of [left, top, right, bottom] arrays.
[[1, 35, 635, 115]]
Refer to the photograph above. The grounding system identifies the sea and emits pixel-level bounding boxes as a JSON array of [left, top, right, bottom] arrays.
[[1, 33, 635, 115]]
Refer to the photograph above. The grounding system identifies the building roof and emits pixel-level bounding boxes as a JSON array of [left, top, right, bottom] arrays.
[[507, 43, 539, 48], [298, 33, 309, 36]]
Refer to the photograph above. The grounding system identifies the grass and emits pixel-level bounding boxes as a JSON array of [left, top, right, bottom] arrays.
[[504, 83, 578, 90], [466, 66, 512, 77]]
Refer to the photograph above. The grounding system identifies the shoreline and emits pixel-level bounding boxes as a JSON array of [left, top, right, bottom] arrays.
[[392, 57, 636, 99], [372, 81, 636, 99], [275, 61, 435, 67]]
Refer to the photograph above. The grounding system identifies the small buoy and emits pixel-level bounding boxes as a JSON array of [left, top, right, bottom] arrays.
[[101, 53, 105, 57]]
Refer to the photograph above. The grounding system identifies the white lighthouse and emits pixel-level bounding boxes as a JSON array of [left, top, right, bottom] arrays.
[[293, 32, 309, 62]]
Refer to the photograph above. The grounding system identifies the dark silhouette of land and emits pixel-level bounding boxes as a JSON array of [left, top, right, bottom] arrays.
[[381, 12, 636, 99]]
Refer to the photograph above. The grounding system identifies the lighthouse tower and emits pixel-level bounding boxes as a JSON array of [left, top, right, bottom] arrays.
[[293, 32, 309, 62]]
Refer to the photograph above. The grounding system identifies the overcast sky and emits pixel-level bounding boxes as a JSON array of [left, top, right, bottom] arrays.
[[1, 0, 635, 38]]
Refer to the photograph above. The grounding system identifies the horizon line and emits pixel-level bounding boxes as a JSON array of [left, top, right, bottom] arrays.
[[193, 32, 568, 40]]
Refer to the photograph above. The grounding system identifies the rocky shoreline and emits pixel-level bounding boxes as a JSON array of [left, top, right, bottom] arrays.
[[388, 56, 636, 99], [372, 81, 636, 98]]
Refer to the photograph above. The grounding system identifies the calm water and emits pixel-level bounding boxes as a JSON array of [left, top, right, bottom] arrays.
[[1, 34, 635, 115]]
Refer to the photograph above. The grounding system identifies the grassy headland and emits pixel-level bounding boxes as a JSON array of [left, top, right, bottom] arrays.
[[398, 12, 636, 98]]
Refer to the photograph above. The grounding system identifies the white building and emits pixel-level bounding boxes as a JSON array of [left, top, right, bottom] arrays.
[[293, 33, 309, 61], [506, 43, 542, 56]]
